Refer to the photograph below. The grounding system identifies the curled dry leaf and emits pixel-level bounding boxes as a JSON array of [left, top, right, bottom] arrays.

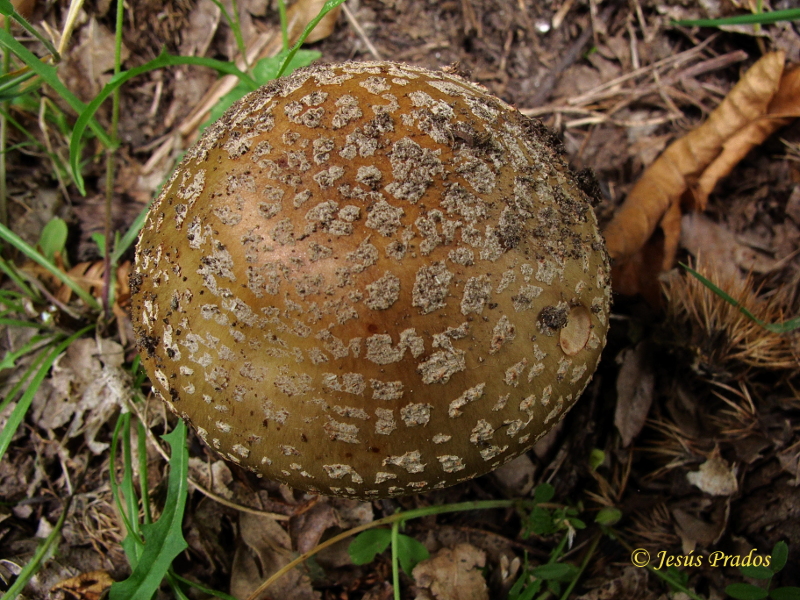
[[693, 65, 800, 210], [231, 512, 320, 600], [22, 257, 132, 311], [672, 505, 727, 553], [31, 337, 131, 454], [413, 544, 489, 600], [613, 342, 655, 448], [603, 51, 795, 298], [686, 452, 738, 496], [286, 0, 342, 44], [50, 570, 114, 600]]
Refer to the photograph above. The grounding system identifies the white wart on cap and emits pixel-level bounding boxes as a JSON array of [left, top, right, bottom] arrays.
[[130, 61, 611, 499]]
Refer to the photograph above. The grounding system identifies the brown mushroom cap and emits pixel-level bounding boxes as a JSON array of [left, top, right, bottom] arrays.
[[130, 61, 611, 499]]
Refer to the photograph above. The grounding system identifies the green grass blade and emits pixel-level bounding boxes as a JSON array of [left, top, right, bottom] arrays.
[[680, 264, 799, 334], [0, 290, 28, 313], [203, 50, 320, 130], [0, 342, 49, 416], [0, 332, 51, 369], [168, 572, 239, 600], [137, 418, 152, 525], [275, 0, 346, 79], [69, 50, 257, 195], [112, 200, 150, 264], [0, 0, 60, 60], [0, 318, 50, 329], [109, 420, 189, 600], [0, 67, 40, 101], [391, 521, 401, 600], [109, 412, 145, 565], [0, 221, 100, 310], [0, 254, 38, 299], [0, 29, 113, 148], [0, 325, 94, 462], [1, 493, 74, 600], [121, 415, 142, 553], [673, 8, 800, 26]]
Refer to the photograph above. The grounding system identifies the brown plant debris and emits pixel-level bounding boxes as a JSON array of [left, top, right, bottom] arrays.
[[603, 51, 800, 298]]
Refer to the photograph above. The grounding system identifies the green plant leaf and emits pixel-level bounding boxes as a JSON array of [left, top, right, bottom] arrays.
[[666, 565, 689, 588], [569, 517, 587, 529], [203, 50, 321, 131], [771, 587, 800, 600], [395, 533, 429, 576], [771, 541, 789, 573], [533, 483, 555, 504], [69, 49, 256, 195], [0, 326, 93, 463], [91, 233, 106, 256], [110, 420, 189, 600], [39, 218, 68, 261], [725, 583, 769, 600], [507, 564, 540, 600], [673, 8, 800, 27], [274, 0, 347, 79], [595, 507, 622, 526], [740, 565, 774, 580], [531, 563, 572, 580], [0, 30, 112, 147], [348, 528, 392, 565], [527, 505, 555, 536], [589, 448, 605, 470]]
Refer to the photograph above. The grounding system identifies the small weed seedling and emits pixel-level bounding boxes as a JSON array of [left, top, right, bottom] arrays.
[[725, 541, 800, 600]]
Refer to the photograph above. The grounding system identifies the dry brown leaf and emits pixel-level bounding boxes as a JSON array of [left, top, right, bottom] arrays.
[[605, 51, 784, 263], [291, 500, 339, 554], [179, 0, 222, 57], [680, 213, 779, 283], [31, 337, 130, 454], [287, 0, 342, 44], [614, 342, 655, 448], [687, 453, 738, 496], [413, 544, 489, 600], [693, 65, 800, 209], [491, 454, 536, 496], [603, 51, 788, 297], [61, 18, 130, 103], [50, 570, 114, 600], [672, 505, 727, 553], [231, 512, 321, 600]]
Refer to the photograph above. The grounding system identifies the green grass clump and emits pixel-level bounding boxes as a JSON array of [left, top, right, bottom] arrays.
[[0, 0, 344, 596]]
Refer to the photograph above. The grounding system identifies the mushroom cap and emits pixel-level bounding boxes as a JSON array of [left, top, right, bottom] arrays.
[[130, 61, 611, 500]]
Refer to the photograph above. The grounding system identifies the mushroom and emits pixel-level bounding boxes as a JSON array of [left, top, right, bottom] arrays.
[[130, 61, 611, 499]]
